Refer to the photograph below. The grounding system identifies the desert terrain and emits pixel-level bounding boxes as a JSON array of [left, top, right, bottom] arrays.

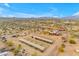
[[0, 18, 79, 56]]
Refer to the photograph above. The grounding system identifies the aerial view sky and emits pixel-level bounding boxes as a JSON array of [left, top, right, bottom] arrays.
[[0, 3, 79, 18]]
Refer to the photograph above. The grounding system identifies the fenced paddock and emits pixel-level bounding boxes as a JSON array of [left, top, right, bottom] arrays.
[[19, 39, 46, 52], [32, 35, 53, 44]]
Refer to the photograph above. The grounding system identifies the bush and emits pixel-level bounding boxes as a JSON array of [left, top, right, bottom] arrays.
[[58, 47, 64, 52], [43, 31, 49, 35], [13, 49, 20, 55], [32, 52, 38, 56], [61, 44, 65, 48], [6, 40, 14, 47], [58, 44, 65, 53], [69, 39, 76, 44], [13, 44, 22, 55]]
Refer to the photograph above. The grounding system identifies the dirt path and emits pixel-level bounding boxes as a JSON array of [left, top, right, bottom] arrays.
[[43, 36, 62, 56]]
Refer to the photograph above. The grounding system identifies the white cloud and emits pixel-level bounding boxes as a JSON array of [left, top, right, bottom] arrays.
[[0, 6, 59, 18], [73, 12, 79, 16], [50, 8, 57, 11], [49, 7, 57, 13], [14, 13, 60, 18], [4, 3, 10, 7], [0, 4, 60, 18], [14, 13, 38, 18], [0, 12, 37, 18], [53, 16, 59, 18], [4, 12, 51, 18], [0, 12, 60, 18]]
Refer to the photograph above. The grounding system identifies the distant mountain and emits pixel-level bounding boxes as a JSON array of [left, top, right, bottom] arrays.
[[63, 15, 79, 20], [0, 17, 61, 20]]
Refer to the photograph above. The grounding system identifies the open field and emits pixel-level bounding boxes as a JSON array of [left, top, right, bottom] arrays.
[[0, 18, 79, 56]]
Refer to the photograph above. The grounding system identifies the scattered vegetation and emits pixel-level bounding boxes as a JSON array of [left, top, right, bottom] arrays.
[[0, 18, 79, 56], [58, 47, 64, 53], [58, 44, 65, 53], [13, 44, 22, 55], [61, 44, 65, 48], [6, 40, 14, 47], [69, 39, 76, 44], [31, 52, 38, 56]]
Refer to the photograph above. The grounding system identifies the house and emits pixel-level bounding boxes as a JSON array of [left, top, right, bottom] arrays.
[[49, 30, 61, 36]]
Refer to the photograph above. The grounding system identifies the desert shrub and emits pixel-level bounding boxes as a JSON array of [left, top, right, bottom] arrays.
[[31, 52, 38, 56], [58, 44, 65, 53], [13, 44, 22, 55], [6, 40, 14, 47], [58, 47, 64, 52], [42, 30, 49, 35], [70, 34, 76, 38], [69, 39, 76, 44], [13, 49, 19, 55], [61, 44, 65, 48]]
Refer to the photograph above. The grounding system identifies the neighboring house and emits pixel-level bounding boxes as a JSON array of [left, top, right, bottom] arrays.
[[49, 30, 61, 36]]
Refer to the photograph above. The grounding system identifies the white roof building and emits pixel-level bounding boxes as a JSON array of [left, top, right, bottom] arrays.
[[0, 51, 13, 56]]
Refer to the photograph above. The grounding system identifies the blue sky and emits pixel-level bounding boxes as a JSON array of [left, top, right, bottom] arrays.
[[0, 3, 79, 18]]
